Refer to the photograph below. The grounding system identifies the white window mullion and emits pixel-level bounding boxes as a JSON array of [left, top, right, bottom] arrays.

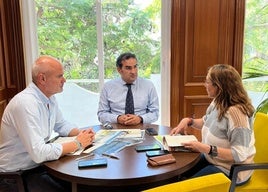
[[161, 0, 171, 126], [96, 0, 105, 90]]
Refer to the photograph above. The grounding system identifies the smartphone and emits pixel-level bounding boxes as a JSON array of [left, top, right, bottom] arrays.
[[78, 158, 107, 169], [145, 128, 158, 136], [146, 150, 170, 157], [135, 144, 161, 152]]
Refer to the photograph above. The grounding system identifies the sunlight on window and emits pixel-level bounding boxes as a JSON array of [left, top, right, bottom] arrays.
[[35, 0, 161, 127], [242, 0, 268, 109], [135, 0, 153, 8]]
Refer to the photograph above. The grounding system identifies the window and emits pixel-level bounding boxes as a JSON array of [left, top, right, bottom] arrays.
[[21, 0, 171, 127], [242, 0, 268, 110]]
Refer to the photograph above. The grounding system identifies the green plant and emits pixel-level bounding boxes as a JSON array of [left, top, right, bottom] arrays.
[[255, 91, 268, 114]]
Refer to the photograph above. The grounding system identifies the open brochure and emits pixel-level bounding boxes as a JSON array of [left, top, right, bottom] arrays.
[[83, 129, 145, 154], [51, 129, 145, 155], [93, 129, 144, 144]]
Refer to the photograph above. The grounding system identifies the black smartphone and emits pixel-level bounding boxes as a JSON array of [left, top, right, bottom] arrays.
[[135, 144, 161, 152], [78, 158, 107, 169], [146, 150, 170, 157], [145, 128, 158, 136]]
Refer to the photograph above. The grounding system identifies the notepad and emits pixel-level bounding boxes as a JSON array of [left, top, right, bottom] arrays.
[[163, 135, 198, 152]]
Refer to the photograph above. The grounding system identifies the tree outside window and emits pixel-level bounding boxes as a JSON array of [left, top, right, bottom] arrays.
[[35, 0, 161, 92], [35, 0, 161, 126], [243, 0, 268, 113]]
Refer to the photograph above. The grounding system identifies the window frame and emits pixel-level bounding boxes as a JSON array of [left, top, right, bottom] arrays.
[[20, 0, 171, 126]]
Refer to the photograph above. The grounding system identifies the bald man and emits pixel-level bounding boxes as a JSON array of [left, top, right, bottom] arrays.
[[0, 56, 94, 192]]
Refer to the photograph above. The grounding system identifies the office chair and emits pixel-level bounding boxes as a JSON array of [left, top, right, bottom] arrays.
[[142, 173, 231, 192], [0, 170, 26, 192], [229, 112, 268, 192]]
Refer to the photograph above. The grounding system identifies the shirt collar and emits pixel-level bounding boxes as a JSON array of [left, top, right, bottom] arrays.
[[119, 77, 137, 86], [29, 82, 52, 104]]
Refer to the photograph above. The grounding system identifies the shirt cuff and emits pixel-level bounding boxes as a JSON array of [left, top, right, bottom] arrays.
[[139, 116, 143, 123]]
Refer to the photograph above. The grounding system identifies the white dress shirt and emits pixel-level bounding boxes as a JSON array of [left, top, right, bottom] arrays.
[[0, 82, 76, 172]]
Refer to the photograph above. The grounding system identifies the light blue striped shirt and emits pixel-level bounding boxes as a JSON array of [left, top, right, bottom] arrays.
[[0, 82, 76, 172], [97, 77, 159, 124]]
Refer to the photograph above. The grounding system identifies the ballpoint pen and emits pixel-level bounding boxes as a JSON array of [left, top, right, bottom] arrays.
[[75, 153, 95, 161], [102, 153, 120, 160]]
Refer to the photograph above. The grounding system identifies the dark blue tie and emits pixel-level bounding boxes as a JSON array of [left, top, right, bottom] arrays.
[[125, 84, 134, 114]]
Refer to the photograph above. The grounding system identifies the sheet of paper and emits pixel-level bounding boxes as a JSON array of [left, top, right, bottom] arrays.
[[153, 135, 166, 149], [53, 136, 83, 155], [83, 129, 145, 154], [94, 129, 144, 143], [163, 135, 197, 147]]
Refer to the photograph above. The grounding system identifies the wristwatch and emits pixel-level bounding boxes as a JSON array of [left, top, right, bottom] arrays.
[[208, 145, 218, 157], [139, 116, 144, 123], [187, 118, 194, 126], [74, 139, 83, 151]]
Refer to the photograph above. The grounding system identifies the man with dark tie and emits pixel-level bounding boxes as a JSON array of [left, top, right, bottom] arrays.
[[97, 52, 159, 126]]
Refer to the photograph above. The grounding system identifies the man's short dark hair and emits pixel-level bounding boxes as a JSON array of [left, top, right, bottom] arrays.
[[116, 52, 137, 68]]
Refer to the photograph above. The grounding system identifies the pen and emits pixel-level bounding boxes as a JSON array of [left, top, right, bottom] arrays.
[[47, 135, 60, 143], [102, 153, 120, 160], [75, 153, 94, 161]]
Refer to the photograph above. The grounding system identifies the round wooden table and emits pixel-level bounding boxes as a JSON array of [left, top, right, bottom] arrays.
[[44, 124, 201, 192]]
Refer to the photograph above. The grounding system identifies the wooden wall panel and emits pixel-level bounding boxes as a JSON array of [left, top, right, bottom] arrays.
[[0, 0, 26, 120], [170, 0, 245, 135], [185, 0, 221, 83], [184, 96, 212, 141]]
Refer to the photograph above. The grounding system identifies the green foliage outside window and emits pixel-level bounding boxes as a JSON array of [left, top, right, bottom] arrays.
[[35, 0, 161, 84], [36, 0, 267, 112], [242, 0, 268, 89], [243, 0, 268, 114]]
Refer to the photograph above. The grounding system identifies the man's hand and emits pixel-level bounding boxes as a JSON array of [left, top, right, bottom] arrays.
[[76, 128, 95, 148], [61, 128, 95, 156], [117, 114, 142, 125]]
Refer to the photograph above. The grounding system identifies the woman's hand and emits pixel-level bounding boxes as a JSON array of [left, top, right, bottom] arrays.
[[182, 141, 210, 153], [170, 118, 192, 135]]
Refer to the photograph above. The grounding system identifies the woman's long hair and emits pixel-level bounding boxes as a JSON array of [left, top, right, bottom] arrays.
[[208, 64, 255, 120]]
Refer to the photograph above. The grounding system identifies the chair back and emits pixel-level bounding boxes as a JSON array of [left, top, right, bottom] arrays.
[[230, 113, 268, 192], [253, 112, 268, 163], [0, 171, 26, 192]]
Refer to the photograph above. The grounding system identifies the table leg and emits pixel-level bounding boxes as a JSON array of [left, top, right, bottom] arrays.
[[71, 182, 77, 192]]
